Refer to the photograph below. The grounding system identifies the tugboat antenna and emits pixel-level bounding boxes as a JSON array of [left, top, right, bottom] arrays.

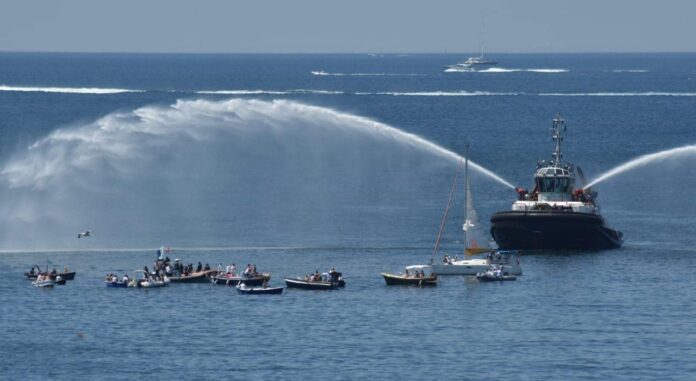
[[551, 114, 566, 165]]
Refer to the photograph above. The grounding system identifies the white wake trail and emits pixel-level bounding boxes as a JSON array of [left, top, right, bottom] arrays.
[[585, 144, 696, 189], [0, 85, 142, 94]]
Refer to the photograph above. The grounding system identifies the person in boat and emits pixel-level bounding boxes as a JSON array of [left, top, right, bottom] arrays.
[[328, 268, 341, 283], [243, 264, 252, 277], [204, 263, 210, 271], [122, 274, 129, 283], [217, 263, 223, 274], [143, 266, 150, 279], [165, 264, 172, 276], [404, 269, 410, 278], [312, 271, 322, 282], [50, 268, 57, 279], [443, 255, 452, 264], [251, 264, 258, 276], [196, 262, 202, 273]]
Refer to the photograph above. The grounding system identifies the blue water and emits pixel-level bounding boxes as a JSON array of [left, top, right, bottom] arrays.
[[0, 53, 695, 380]]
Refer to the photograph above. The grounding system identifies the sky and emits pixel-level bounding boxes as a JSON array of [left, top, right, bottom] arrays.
[[1, 0, 695, 53]]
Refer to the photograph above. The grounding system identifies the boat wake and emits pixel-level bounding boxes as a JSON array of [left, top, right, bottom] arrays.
[[311, 70, 423, 77], [611, 69, 649, 73], [354, 91, 521, 97], [445, 67, 568, 73], [540, 92, 696, 97], [0, 98, 514, 249], [585, 144, 696, 189], [0, 85, 143, 94], [196, 89, 345, 95]]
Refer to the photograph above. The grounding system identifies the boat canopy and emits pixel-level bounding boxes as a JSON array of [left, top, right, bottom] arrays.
[[405, 265, 432, 271]]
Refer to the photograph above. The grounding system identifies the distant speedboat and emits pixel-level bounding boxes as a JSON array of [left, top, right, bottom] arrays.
[[77, 230, 91, 239]]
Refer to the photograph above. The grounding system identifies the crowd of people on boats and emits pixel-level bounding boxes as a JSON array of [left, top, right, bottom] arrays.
[[149, 256, 212, 278]]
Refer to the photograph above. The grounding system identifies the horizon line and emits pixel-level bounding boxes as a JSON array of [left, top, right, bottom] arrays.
[[1, 50, 696, 55]]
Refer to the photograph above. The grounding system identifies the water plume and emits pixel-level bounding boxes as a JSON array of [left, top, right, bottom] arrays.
[[585, 144, 696, 189], [0, 98, 513, 249]]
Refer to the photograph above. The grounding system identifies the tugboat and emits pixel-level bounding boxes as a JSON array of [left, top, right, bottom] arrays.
[[490, 115, 623, 250]]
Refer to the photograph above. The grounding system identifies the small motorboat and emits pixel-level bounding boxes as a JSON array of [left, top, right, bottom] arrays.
[[129, 270, 168, 288], [33, 276, 55, 288], [135, 279, 168, 288], [476, 266, 517, 282], [58, 271, 76, 281], [284, 269, 345, 290], [284, 278, 341, 290], [168, 270, 216, 284], [25, 266, 76, 281], [105, 281, 128, 288], [210, 273, 271, 287], [236, 283, 284, 295], [381, 272, 437, 286]]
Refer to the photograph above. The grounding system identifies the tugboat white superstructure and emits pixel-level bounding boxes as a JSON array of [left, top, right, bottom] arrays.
[[490, 115, 623, 250]]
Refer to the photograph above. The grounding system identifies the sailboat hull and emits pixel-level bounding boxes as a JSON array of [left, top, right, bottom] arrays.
[[490, 211, 623, 250]]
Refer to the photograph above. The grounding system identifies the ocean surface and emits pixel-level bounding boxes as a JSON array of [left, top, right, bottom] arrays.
[[0, 53, 695, 380]]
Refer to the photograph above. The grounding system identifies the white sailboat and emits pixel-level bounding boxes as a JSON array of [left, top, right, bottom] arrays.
[[430, 146, 522, 276]]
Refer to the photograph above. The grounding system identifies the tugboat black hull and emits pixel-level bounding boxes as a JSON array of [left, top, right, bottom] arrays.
[[490, 211, 623, 250]]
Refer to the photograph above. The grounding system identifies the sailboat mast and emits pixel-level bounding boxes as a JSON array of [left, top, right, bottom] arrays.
[[463, 144, 469, 256]]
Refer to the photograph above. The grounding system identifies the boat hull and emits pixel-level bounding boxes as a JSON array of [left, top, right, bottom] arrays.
[[490, 211, 623, 250], [237, 287, 284, 295], [284, 278, 342, 290], [169, 270, 215, 283], [25, 271, 76, 281], [211, 274, 270, 287], [476, 274, 517, 282], [105, 281, 128, 288], [381, 273, 437, 286]]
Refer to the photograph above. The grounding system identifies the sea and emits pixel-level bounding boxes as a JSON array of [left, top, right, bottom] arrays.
[[0, 53, 694, 380]]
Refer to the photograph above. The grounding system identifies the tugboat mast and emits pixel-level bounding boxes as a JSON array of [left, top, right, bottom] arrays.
[[551, 114, 565, 166]]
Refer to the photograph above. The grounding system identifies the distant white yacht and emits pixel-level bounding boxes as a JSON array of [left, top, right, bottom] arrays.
[[447, 23, 497, 69]]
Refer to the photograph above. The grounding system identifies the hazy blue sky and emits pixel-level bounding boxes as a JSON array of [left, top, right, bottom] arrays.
[[1, 0, 694, 53]]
